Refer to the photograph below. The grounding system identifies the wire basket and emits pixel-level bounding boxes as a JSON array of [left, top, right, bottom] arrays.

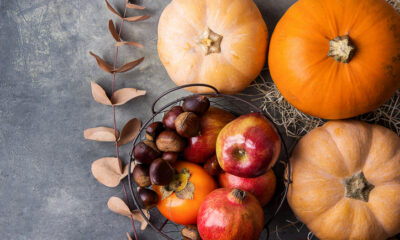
[[128, 84, 291, 240]]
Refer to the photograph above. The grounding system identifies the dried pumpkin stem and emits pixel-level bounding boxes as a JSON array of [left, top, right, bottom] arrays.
[[328, 35, 356, 63], [199, 28, 223, 55], [343, 171, 375, 202]]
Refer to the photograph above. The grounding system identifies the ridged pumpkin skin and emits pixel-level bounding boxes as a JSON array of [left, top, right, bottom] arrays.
[[269, 0, 400, 119], [288, 120, 400, 240], [158, 0, 268, 94]]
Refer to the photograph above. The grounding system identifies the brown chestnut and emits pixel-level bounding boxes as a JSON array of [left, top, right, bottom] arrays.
[[149, 158, 174, 185], [204, 155, 222, 176], [162, 152, 179, 164], [181, 225, 201, 240], [145, 121, 164, 141], [175, 112, 200, 138], [133, 164, 151, 187], [138, 188, 159, 209], [162, 106, 183, 130], [133, 140, 160, 164], [182, 95, 210, 116], [156, 130, 186, 152]]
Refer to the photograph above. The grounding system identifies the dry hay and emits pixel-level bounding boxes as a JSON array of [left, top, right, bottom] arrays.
[[250, 72, 400, 139], [387, 0, 400, 13]]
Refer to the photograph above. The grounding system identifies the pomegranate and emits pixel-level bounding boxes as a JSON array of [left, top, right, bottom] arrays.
[[219, 169, 276, 206], [197, 188, 264, 240]]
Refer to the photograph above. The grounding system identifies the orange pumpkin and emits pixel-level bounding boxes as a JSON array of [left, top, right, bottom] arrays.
[[269, 0, 400, 119], [288, 120, 400, 240], [157, 0, 268, 94]]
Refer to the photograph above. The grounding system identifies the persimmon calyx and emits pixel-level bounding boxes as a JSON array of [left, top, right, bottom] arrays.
[[160, 168, 195, 200], [328, 35, 356, 63], [343, 171, 374, 202], [199, 28, 223, 55]]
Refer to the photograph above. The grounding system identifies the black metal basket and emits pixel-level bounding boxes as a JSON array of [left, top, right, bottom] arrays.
[[128, 84, 291, 240]]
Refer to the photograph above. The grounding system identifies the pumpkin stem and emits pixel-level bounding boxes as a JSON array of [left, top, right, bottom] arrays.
[[328, 35, 356, 63], [343, 171, 374, 202], [229, 189, 246, 204], [199, 28, 223, 56]]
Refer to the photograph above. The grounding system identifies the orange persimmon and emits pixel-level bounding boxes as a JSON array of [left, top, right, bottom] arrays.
[[153, 161, 217, 225]]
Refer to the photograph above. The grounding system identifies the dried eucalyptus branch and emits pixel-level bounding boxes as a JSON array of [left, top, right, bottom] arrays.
[[85, 0, 150, 239]]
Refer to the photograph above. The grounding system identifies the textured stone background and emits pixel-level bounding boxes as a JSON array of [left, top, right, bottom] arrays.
[[0, 0, 317, 239]]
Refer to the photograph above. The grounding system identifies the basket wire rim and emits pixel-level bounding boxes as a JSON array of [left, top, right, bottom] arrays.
[[128, 84, 292, 240]]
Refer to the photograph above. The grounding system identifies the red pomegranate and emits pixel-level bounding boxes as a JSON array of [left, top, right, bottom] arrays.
[[219, 169, 276, 206], [197, 188, 264, 240]]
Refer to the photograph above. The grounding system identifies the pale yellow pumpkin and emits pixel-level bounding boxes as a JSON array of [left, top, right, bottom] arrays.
[[157, 0, 268, 94], [288, 120, 400, 240]]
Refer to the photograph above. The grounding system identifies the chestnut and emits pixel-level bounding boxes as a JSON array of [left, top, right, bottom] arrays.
[[182, 95, 210, 115], [156, 130, 186, 152], [162, 106, 183, 130], [204, 155, 222, 176], [149, 158, 174, 185], [145, 121, 164, 141], [174, 112, 200, 138], [138, 188, 159, 209], [181, 225, 201, 240], [162, 152, 179, 164], [133, 140, 160, 164], [133, 164, 151, 187]]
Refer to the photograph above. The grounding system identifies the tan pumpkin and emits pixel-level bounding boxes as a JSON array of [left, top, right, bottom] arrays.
[[288, 120, 400, 240], [269, 0, 400, 119], [157, 0, 268, 94]]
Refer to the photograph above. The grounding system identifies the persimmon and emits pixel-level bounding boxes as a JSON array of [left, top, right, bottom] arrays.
[[153, 161, 217, 225]]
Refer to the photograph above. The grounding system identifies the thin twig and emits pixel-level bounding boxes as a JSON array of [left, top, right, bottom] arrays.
[[110, 4, 139, 240]]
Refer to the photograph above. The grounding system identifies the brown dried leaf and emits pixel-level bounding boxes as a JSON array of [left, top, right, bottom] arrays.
[[120, 162, 135, 180], [118, 118, 141, 146], [91, 157, 123, 187], [131, 208, 150, 230], [124, 15, 150, 22], [84, 127, 118, 142], [89, 52, 114, 74], [105, 0, 122, 18], [108, 196, 150, 230], [115, 57, 144, 73], [111, 88, 146, 106], [115, 41, 143, 48], [181, 225, 201, 240], [126, 232, 133, 240], [108, 196, 132, 217], [108, 19, 120, 42], [90, 82, 112, 106], [126, 0, 145, 9]]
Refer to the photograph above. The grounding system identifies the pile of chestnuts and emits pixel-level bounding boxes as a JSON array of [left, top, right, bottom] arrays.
[[132, 95, 210, 209]]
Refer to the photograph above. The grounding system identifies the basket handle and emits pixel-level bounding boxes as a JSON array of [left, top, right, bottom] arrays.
[[151, 84, 219, 114]]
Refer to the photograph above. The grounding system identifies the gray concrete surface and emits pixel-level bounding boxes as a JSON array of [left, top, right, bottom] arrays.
[[0, 0, 315, 239]]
